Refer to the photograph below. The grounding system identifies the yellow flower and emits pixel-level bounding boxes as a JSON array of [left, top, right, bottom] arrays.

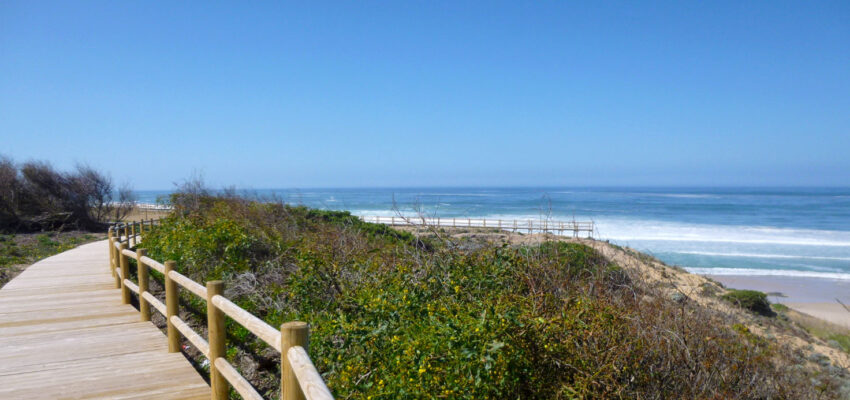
[[418, 367, 427, 374]]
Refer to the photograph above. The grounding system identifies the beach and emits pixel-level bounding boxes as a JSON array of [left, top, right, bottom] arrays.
[[710, 274, 850, 328]]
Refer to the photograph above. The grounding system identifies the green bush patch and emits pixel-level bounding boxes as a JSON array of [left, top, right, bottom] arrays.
[[137, 192, 838, 399], [722, 289, 775, 317]]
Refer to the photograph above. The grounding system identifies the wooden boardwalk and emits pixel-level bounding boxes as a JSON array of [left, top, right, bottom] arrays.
[[0, 240, 209, 399]]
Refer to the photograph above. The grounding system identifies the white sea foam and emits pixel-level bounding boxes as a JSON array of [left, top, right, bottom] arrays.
[[593, 218, 850, 248], [638, 193, 720, 199], [686, 267, 850, 281], [671, 251, 850, 262]]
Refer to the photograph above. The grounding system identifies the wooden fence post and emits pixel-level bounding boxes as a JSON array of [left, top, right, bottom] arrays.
[[124, 225, 129, 245], [112, 231, 122, 289], [281, 321, 309, 400], [119, 243, 130, 304], [131, 222, 137, 247], [139, 219, 145, 236], [207, 281, 229, 400], [164, 261, 180, 353], [137, 248, 150, 321], [108, 228, 115, 276]]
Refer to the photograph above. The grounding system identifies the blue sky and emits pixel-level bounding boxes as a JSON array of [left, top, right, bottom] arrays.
[[1, 1, 848, 189]]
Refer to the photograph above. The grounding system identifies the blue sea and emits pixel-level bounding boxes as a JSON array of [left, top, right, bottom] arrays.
[[136, 187, 850, 280]]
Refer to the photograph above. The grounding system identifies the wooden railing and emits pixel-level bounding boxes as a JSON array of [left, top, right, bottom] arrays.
[[360, 215, 595, 237], [108, 220, 333, 400]]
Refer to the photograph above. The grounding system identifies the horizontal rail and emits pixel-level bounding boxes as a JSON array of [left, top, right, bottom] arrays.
[[170, 315, 210, 357], [212, 294, 282, 352], [142, 292, 167, 316], [214, 358, 264, 400], [140, 256, 165, 274], [123, 279, 139, 294], [167, 270, 208, 299], [109, 219, 333, 400], [288, 346, 334, 400]]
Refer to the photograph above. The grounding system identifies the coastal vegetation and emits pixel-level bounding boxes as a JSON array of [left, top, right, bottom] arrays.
[[133, 185, 846, 399], [722, 289, 775, 317], [0, 155, 134, 233]]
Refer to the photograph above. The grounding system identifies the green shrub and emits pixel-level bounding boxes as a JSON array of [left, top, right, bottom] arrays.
[[771, 303, 790, 313], [722, 289, 775, 316], [139, 194, 836, 399]]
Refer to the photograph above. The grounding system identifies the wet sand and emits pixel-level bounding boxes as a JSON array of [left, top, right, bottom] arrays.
[[708, 275, 850, 328]]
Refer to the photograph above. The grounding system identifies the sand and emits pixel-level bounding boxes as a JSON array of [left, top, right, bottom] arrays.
[[709, 275, 850, 328]]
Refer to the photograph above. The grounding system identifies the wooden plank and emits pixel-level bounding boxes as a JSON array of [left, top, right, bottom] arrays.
[[0, 240, 209, 399]]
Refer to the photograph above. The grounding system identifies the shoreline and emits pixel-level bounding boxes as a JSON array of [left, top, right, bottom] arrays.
[[708, 274, 850, 328]]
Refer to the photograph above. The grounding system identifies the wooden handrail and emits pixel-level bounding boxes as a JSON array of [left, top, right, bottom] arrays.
[[123, 279, 139, 294], [140, 256, 165, 274], [109, 220, 333, 400], [167, 270, 207, 299], [288, 346, 334, 400], [170, 315, 210, 357], [214, 358, 265, 400], [212, 294, 282, 352], [142, 292, 166, 316]]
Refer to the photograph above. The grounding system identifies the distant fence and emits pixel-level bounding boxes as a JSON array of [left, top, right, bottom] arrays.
[[109, 220, 333, 400], [359, 215, 594, 237], [135, 203, 173, 211]]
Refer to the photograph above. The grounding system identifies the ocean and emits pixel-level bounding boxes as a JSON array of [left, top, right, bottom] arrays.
[[135, 187, 850, 280]]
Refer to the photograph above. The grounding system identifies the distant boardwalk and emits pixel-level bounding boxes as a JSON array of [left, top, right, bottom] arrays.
[[0, 241, 208, 399], [360, 215, 595, 237]]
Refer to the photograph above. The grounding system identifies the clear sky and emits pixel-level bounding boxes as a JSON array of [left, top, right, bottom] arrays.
[[1, 1, 848, 189]]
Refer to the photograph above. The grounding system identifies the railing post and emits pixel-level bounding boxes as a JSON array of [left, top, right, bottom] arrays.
[[124, 224, 129, 245], [119, 243, 130, 304], [139, 219, 145, 236], [207, 280, 229, 400], [137, 248, 150, 321], [131, 221, 137, 247], [108, 227, 115, 276], [281, 321, 309, 400], [111, 231, 121, 289], [164, 261, 180, 353]]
